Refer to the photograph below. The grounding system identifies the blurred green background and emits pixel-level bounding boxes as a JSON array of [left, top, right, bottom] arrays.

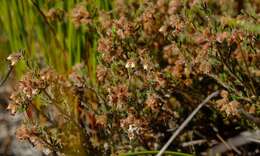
[[0, 0, 112, 82]]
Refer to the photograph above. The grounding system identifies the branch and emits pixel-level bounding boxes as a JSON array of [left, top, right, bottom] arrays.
[[156, 91, 220, 156], [0, 66, 13, 87], [209, 130, 260, 155]]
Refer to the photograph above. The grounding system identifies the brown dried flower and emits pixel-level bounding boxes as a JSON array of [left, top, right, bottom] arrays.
[[6, 103, 18, 115], [216, 90, 240, 117], [7, 52, 23, 66], [98, 11, 112, 30], [220, 90, 229, 98], [71, 4, 91, 27], [120, 113, 152, 141], [19, 78, 39, 99], [40, 68, 56, 82], [145, 94, 159, 111], [248, 105, 256, 114], [96, 115, 107, 127], [108, 84, 129, 110], [96, 65, 107, 82], [168, 0, 181, 14], [97, 37, 113, 54], [125, 59, 136, 69], [16, 124, 31, 140], [46, 8, 64, 21], [220, 100, 240, 117], [198, 60, 211, 74]]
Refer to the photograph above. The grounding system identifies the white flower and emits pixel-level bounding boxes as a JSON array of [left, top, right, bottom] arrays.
[[32, 89, 38, 96], [143, 64, 148, 70], [7, 52, 23, 66], [125, 60, 135, 69], [127, 124, 139, 140]]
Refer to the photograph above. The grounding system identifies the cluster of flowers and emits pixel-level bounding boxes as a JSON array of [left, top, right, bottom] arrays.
[[7, 0, 259, 155], [96, 0, 260, 153]]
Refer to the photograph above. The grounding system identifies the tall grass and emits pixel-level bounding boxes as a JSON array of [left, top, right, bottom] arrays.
[[0, 0, 112, 82]]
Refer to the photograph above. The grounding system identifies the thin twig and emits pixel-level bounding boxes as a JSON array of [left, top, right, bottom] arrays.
[[239, 46, 256, 95], [42, 89, 82, 130], [209, 130, 260, 155], [208, 74, 252, 103], [216, 134, 232, 151], [207, 74, 235, 92], [120, 150, 192, 156], [239, 109, 260, 126], [156, 91, 220, 156], [0, 66, 13, 87], [216, 47, 245, 89], [30, 0, 65, 55], [181, 139, 207, 147]]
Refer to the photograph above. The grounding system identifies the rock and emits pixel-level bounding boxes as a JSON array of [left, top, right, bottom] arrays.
[[0, 100, 42, 156]]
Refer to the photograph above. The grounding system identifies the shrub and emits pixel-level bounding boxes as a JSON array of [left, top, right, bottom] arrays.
[[5, 0, 260, 155]]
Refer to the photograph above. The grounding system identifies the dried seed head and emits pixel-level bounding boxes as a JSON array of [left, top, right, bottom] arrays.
[[16, 124, 31, 140], [7, 103, 18, 115], [99, 11, 112, 30], [125, 60, 136, 69], [96, 115, 108, 127], [220, 90, 229, 98], [71, 4, 91, 27], [145, 94, 159, 111], [46, 8, 64, 21], [198, 61, 211, 74], [143, 64, 148, 70], [216, 98, 229, 109], [222, 100, 240, 117], [96, 65, 107, 82], [249, 105, 256, 114], [7, 52, 23, 66]]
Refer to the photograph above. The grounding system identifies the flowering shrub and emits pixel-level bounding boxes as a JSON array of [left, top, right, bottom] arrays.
[[6, 0, 260, 155]]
